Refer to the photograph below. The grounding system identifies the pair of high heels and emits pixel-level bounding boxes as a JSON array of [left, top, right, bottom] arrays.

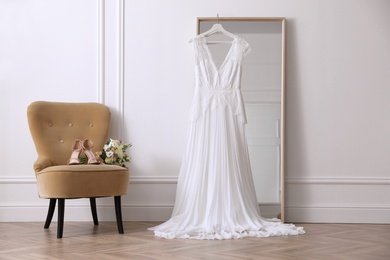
[[67, 139, 100, 165]]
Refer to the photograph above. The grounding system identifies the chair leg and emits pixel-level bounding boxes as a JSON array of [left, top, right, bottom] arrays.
[[44, 199, 57, 229], [90, 197, 99, 225], [114, 196, 124, 234], [57, 198, 65, 239]]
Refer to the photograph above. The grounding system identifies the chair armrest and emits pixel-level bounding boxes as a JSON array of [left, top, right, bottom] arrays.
[[34, 156, 53, 172]]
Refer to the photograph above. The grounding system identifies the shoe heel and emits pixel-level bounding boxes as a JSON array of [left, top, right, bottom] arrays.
[[82, 139, 100, 164], [67, 139, 82, 165]]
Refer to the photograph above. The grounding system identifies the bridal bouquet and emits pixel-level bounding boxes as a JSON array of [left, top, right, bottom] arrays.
[[96, 138, 132, 168]]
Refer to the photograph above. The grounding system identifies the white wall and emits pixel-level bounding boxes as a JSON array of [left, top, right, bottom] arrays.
[[0, 0, 389, 223]]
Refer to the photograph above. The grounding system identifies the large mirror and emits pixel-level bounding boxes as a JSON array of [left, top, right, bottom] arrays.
[[197, 17, 286, 221]]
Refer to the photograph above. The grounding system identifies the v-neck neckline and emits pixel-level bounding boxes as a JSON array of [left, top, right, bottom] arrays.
[[200, 36, 238, 74]]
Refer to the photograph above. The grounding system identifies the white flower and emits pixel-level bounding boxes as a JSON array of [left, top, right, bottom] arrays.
[[106, 151, 114, 158], [117, 147, 124, 158], [112, 139, 121, 148]]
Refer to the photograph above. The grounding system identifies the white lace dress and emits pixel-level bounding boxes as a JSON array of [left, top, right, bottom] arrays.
[[148, 35, 305, 239]]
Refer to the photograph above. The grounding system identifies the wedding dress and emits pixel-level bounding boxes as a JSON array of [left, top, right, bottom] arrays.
[[149, 33, 305, 239]]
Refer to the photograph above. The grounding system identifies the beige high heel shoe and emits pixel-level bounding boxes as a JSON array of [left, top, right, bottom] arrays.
[[82, 139, 100, 164], [67, 139, 83, 165]]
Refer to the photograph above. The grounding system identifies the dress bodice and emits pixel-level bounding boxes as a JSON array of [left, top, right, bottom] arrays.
[[190, 35, 251, 123]]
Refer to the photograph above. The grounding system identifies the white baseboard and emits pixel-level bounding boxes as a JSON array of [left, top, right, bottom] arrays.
[[286, 205, 390, 224], [285, 176, 390, 224]]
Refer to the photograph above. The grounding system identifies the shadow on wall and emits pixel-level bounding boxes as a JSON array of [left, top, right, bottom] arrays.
[[284, 18, 309, 220]]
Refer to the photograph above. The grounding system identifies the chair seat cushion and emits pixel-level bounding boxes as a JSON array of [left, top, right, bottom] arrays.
[[36, 164, 129, 198]]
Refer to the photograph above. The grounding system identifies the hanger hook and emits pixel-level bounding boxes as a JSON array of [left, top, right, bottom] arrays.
[[217, 13, 220, 24]]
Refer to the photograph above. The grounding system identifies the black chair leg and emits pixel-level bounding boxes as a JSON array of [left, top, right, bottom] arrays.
[[90, 197, 99, 225], [114, 196, 124, 234], [57, 198, 65, 239], [44, 199, 56, 229]]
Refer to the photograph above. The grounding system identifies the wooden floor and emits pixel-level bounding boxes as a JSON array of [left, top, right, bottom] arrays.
[[0, 222, 389, 259]]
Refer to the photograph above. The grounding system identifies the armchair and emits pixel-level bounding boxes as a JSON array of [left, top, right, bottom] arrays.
[[27, 101, 129, 238]]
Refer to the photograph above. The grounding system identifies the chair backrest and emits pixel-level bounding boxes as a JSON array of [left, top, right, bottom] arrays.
[[27, 101, 111, 166]]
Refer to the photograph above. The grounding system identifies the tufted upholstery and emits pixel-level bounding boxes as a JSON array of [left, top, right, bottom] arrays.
[[28, 101, 110, 168], [27, 101, 129, 238]]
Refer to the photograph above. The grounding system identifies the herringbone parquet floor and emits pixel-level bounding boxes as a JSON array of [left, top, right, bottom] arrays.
[[0, 222, 389, 259]]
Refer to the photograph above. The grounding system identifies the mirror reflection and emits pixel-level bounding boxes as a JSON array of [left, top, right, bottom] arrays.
[[198, 18, 285, 219]]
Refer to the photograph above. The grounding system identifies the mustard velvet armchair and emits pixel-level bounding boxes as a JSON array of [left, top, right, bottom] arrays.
[[27, 101, 129, 238]]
